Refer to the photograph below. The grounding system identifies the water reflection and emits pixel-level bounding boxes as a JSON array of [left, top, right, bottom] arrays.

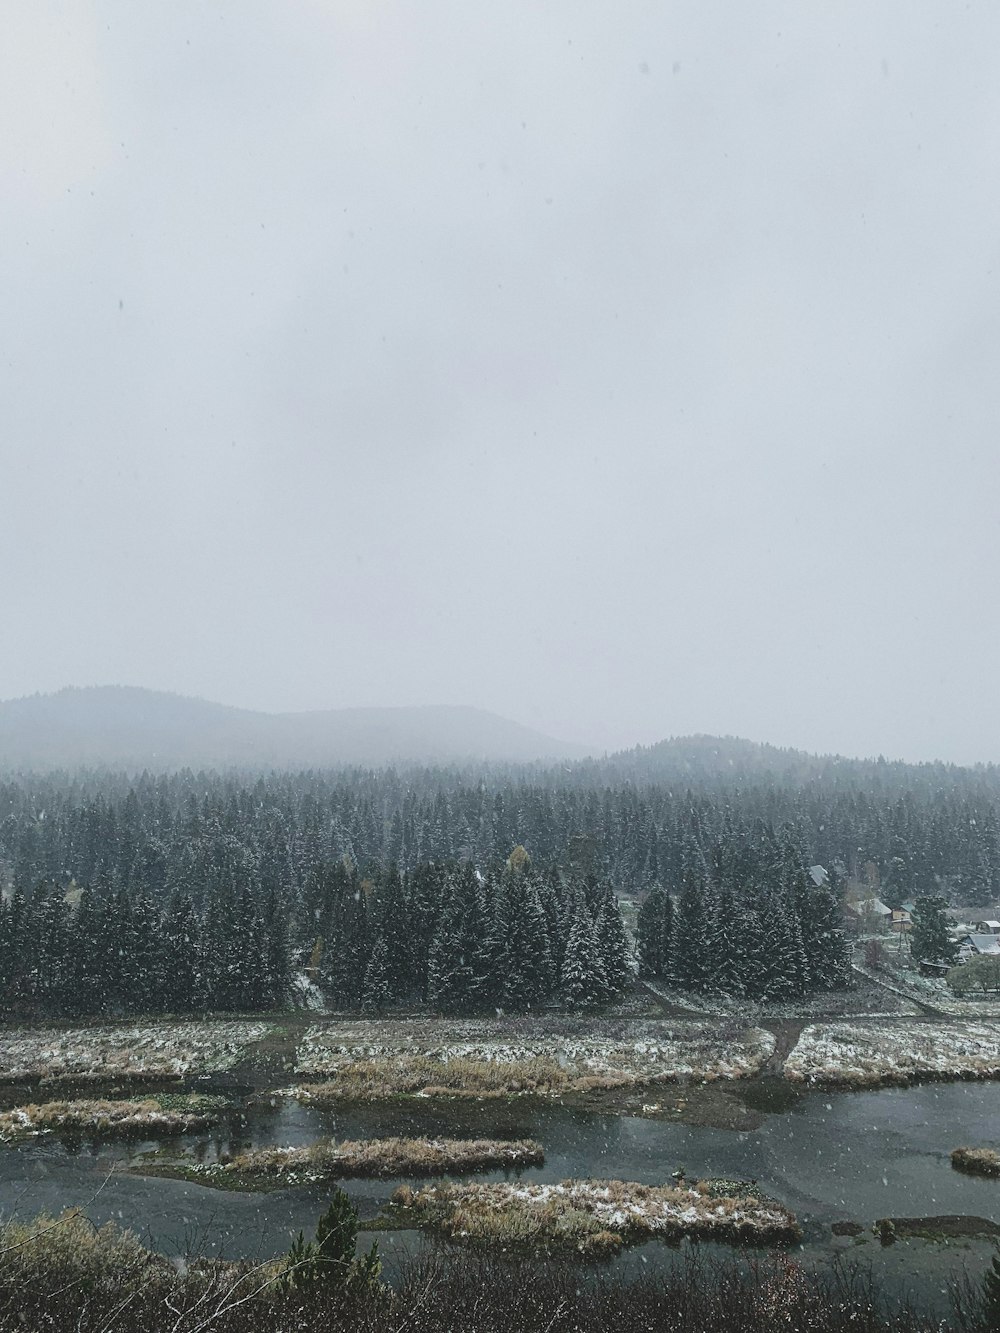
[[0, 1080, 994, 1307]]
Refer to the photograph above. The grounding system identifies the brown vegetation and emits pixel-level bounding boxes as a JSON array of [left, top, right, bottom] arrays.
[[230, 1135, 543, 1180], [0, 1210, 961, 1333], [950, 1147, 1000, 1178], [0, 1097, 220, 1139], [294, 1055, 572, 1100], [137, 1136, 544, 1190], [392, 1176, 801, 1253]]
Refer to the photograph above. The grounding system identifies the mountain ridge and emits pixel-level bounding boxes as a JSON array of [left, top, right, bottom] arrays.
[[0, 685, 588, 770]]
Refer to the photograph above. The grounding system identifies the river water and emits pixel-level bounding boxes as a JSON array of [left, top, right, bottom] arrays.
[[1, 1081, 998, 1307]]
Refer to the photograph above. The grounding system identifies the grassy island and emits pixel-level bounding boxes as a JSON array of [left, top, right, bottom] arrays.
[[134, 1136, 544, 1191], [0, 1095, 224, 1140], [390, 1176, 801, 1254], [950, 1147, 1000, 1178]]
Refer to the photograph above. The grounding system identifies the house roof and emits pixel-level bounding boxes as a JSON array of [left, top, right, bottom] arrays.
[[808, 865, 829, 886], [846, 897, 892, 916], [977, 920, 1000, 929], [960, 934, 1000, 955]]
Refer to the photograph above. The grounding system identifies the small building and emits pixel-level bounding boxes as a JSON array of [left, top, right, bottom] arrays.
[[844, 897, 893, 933], [809, 865, 829, 888], [890, 908, 912, 934], [957, 933, 1000, 963], [975, 919, 1000, 935]]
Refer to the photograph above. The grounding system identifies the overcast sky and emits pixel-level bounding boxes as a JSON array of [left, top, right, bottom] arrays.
[[2, 2, 1000, 762]]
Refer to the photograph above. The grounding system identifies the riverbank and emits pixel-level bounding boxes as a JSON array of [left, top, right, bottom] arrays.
[[784, 1021, 1000, 1087], [0, 1020, 271, 1087], [292, 1016, 776, 1089], [0, 1210, 969, 1333]]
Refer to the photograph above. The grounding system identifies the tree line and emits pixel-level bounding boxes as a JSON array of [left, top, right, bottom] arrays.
[[636, 830, 852, 1000], [0, 849, 632, 1018], [2, 751, 999, 913]]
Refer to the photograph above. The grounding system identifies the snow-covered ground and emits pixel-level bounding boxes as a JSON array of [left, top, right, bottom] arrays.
[[784, 1020, 1000, 1086], [855, 953, 1000, 1018], [642, 976, 921, 1019], [294, 1018, 774, 1085], [0, 1021, 270, 1083]]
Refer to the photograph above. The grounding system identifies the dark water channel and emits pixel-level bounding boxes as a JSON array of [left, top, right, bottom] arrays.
[[1, 1082, 998, 1309]]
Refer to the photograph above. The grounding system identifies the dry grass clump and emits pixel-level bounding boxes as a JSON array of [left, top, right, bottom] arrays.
[[392, 1176, 800, 1253], [950, 1146, 1000, 1177], [296, 1055, 570, 1101], [227, 1136, 543, 1182], [0, 1209, 173, 1295], [0, 1097, 220, 1139]]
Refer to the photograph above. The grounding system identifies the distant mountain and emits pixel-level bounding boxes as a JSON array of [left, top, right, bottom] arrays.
[[0, 686, 587, 770], [597, 733, 980, 790]]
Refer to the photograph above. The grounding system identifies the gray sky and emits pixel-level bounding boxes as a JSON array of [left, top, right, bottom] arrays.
[[3, 2, 1000, 763]]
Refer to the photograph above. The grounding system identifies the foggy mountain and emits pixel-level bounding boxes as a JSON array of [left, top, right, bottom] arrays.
[[597, 733, 987, 793], [0, 687, 587, 771]]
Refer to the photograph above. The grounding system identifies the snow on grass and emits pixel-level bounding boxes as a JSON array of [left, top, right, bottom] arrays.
[[0, 1021, 270, 1084], [856, 954, 1000, 1018], [293, 1018, 774, 1095], [784, 1021, 1000, 1087], [392, 1176, 801, 1253], [0, 1096, 221, 1140], [227, 1136, 542, 1183]]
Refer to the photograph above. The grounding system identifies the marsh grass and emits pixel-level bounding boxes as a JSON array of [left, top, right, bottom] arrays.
[[295, 1055, 573, 1099], [0, 1212, 978, 1332], [135, 1136, 544, 1190], [292, 1020, 774, 1096], [392, 1176, 802, 1253], [950, 1147, 1000, 1178], [231, 1135, 544, 1180], [0, 1095, 222, 1140]]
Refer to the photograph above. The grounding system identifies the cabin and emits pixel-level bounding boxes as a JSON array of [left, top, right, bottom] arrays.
[[957, 933, 1000, 962], [844, 897, 892, 933], [890, 908, 912, 934], [975, 919, 1000, 935]]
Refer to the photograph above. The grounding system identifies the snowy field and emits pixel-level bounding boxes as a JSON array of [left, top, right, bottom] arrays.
[[0, 1021, 270, 1083], [294, 1017, 774, 1087], [783, 1021, 1000, 1087]]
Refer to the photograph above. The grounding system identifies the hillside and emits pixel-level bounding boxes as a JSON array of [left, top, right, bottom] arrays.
[[0, 687, 586, 771], [594, 733, 989, 795]]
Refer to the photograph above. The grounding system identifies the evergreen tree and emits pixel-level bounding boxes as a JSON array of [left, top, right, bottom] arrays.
[[595, 887, 631, 996], [911, 894, 958, 966], [637, 886, 667, 978], [560, 897, 606, 1008], [361, 934, 391, 1014], [671, 849, 709, 992]]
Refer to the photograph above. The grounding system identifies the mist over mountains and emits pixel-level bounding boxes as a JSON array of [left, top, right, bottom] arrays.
[[0, 686, 991, 787], [0, 687, 587, 771]]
